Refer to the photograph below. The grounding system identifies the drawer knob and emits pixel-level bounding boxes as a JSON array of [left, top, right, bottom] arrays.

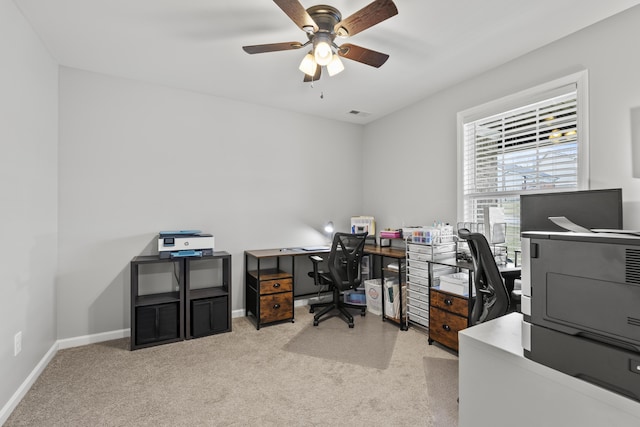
[[273, 283, 281, 288], [442, 324, 451, 331], [273, 303, 281, 309], [444, 298, 453, 305]]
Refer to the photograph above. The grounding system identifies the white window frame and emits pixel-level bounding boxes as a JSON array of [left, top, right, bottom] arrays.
[[456, 70, 589, 245]]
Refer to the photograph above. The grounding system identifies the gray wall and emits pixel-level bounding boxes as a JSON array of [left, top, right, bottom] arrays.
[[363, 5, 640, 232], [5, 0, 640, 419], [0, 0, 58, 414], [57, 68, 364, 339]]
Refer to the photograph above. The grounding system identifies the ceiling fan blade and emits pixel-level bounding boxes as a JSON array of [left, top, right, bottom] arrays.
[[335, 0, 398, 37], [242, 42, 304, 54], [273, 0, 318, 33], [303, 65, 322, 82], [338, 43, 389, 68]]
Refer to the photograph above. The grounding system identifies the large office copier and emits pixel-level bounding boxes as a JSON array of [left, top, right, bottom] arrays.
[[521, 231, 640, 402]]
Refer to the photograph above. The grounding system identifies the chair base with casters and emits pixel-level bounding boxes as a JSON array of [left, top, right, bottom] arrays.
[[307, 232, 368, 328], [308, 286, 366, 328]]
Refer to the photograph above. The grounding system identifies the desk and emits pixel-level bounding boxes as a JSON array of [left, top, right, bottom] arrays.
[[427, 258, 520, 351], [244, 245, 407, 330], [459, 313, 640, 426]]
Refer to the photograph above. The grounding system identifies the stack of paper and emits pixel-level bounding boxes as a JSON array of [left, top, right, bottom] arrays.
[[484, 207, 506, 244], [438, 272, 469, 296]]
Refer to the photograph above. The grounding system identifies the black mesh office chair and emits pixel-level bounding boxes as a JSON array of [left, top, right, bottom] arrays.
[[308, 232, 368, 328], [457, 228, 510, 325]]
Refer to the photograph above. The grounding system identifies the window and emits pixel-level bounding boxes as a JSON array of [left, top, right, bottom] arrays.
[[457, 71, 589, 256]]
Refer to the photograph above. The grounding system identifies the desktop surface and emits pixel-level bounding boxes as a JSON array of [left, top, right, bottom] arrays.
[[244, 245, 406, 259], [244, 247, 329, 258]]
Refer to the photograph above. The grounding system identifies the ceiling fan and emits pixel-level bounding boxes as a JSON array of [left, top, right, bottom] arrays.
[[242, 0, 398, 82]]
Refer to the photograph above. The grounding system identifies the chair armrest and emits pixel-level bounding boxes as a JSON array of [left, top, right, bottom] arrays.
[[309, 255, 324, 286]]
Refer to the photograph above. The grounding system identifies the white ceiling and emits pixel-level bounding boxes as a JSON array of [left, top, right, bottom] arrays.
[[15, 0, 640, 124]]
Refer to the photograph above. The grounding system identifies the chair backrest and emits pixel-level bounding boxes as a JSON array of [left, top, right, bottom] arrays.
[[327, 232, 368, 292], [457, 228, 510, 325]]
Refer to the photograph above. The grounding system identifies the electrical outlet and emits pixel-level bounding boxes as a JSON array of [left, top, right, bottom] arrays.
[[14, 331, 22, 356]]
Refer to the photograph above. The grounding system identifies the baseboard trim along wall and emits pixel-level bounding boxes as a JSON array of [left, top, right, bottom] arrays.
[[0, 342, 58, 426], [57, 328, 130, 350], [1, 309, 261, 423]]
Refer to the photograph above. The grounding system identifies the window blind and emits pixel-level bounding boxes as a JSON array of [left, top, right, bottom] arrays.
[[461, 85, 580, 255]]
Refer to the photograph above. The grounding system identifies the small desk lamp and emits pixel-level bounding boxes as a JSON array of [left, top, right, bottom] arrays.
[[324, 221, 334, 243]]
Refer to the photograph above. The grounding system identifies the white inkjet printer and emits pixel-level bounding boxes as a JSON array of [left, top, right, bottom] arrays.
[[158, 230, 214, 259]]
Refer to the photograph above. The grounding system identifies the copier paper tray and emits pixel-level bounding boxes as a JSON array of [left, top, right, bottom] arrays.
[[525, 323, 640, 402]]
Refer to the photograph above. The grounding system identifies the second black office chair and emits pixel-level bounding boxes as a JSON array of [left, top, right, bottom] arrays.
[[308, 232, 368, 328], [457, 228, 510, 325]]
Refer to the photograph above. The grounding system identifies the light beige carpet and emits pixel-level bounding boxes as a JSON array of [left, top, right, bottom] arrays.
[[5, 309, 458, 426], [424, 356, 459, 426], [283, 311, 398, 370]]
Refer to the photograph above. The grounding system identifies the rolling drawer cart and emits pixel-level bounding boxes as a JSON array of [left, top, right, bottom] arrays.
[[405, 239, 457, 330]]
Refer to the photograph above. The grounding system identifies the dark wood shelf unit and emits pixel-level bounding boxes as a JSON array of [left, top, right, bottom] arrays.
[[135, 291, 181, 307], [130, 256, 184, 350], [189, 287, 228, 300], [184, 253, 232, 339], [130, 252, 231, 350]]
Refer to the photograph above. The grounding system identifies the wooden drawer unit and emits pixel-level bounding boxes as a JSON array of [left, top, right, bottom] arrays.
[[260, 292, 293, 324], [246, 268, 294, 329], [430, 290, 467, 316], [260, 277, 293, 295], [428, 288, 470, 352]]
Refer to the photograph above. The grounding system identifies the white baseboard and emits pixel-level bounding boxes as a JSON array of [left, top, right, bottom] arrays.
[[57, 328, 130, 350], [2, 328, 131, 423], [0, 341, 58, 426], [1, 311, 263, 423]]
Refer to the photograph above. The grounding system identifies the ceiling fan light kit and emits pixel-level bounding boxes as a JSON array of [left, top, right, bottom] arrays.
[[326, 55, 344, 77], [313, 33, 333, 66], [242, 0, 398, 82], [299, 52, 318, 76]]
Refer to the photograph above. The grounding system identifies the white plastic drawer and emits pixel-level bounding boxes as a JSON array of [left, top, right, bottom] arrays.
[[407, 274, 430, 287], [407, 244, 431, 254], [408, 311, 429, 327], [407, 296, 429, 311], [408, 281, 429, 294], [408, 305, 429, 319], [407, 252, 430, 262], [407, 267, 429, 279], [407, 258, 429, 270]]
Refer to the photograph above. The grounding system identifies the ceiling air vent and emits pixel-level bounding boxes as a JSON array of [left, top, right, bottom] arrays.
[[348, 110, 371, 117], [625, 248, 640, 285]]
